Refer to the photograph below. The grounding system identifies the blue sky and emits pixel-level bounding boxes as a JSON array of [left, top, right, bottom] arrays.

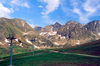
[[0, 0, 100, 27]]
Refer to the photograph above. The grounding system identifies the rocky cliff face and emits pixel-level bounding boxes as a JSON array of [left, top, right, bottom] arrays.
[[57, 20, 92, 39], [39, 20, 100, 46], [51, 22, 62, 31], [34, 26, 42, 31], [84, 20, 100, 34]]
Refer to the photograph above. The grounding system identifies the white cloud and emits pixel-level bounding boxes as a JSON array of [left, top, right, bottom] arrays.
[[0, 3, 13, 18], [38, 5, 43, 8], [73, 8, 82, 15], [0, 0, 29, 18], [22, 3, 30, 8], [61, 0, 100, 23], [11, 0, 30, 8], [73, 8, 89, 23], [40, 0, 60, 15], [38, 0, 60, 25], [83, 0, 100, 16]]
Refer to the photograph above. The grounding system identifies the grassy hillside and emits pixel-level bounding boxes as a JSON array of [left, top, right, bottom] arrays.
[[57, 39, 100, 56], [0, 18, 37, 41], [0, 50, 100, 66], [0, 41, 100, 66], [0, 45, 32, 59]]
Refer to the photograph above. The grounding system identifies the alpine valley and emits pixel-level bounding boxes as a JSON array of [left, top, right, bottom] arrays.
[[0, 17, 100, 53]]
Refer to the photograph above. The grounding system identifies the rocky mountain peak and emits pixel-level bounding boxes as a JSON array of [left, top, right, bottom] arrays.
[[54, 22, 61, 26], [41, 26, 53, 32], [52, 22, 62, 31], [52, 22, 61, 27], [66, 20, 79, 25], [87, 20, 100, 25], [34, 26, 42, 31], [92, 20, 100, 24], [84, 20, 100, 33]]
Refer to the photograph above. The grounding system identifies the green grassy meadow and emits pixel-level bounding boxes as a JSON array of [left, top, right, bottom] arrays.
[[0, 40, 100, 66], [0, 49, 100, 66]]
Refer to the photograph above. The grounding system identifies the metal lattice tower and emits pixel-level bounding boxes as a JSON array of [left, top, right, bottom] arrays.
[[6, 34, 16, 66], [30, 39, 35, 56]]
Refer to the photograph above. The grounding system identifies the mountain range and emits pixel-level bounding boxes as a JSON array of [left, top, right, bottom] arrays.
[[0, 17, 100, 50], [36, 20, 100, 47]]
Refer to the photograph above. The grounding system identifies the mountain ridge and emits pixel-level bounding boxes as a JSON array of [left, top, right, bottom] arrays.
[[0, 18, 100, 50], [38, 20, 100, 46]]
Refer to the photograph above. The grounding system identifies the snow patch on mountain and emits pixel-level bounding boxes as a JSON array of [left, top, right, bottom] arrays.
[[5, 38, 9, 43], [15, 39, 19, 42], [40, 32, 47, 35], [98, 33, 100, 36], [23, 23, 25, 27], [58, 35, 66, 39], [39, 40, 45, 44], [40, 31, 57, 36], [48, 31, 57, 35], [25, 39, 40, 49], [76, 40, 80, 45], [0, 42, 2, 45], [26, 39, 32, 44], [19, 43, 23, 47], [23, 32, 28, 35], [34, 45, 40, 49], [53, 42, 59, 45]]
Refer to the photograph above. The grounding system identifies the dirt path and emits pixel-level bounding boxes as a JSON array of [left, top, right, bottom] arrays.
[[62, 52, 100, 58], [51, 50, 100, 58]]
